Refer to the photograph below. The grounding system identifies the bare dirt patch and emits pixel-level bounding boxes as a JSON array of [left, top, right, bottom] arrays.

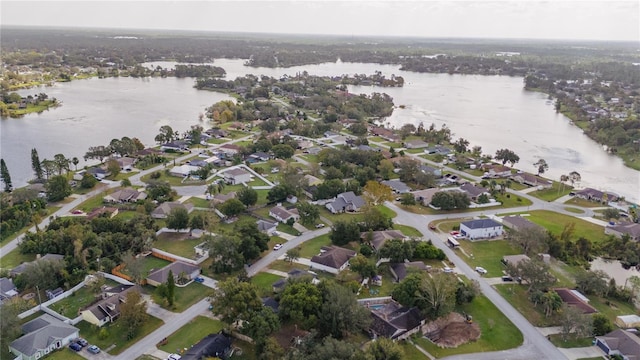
[[423, 312, 481, 348]]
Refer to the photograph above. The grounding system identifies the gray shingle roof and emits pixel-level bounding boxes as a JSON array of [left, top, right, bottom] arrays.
[[12, 314, 78, 357], [147, 261, 200, 284], [461, 218, 502, 229], [310, 246, 356, 269]]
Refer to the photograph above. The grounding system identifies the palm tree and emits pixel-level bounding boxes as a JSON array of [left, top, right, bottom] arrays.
[[71, 157, 80, 171]]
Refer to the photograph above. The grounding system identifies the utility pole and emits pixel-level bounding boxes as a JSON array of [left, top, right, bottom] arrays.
[[36, 285, 42, 310]]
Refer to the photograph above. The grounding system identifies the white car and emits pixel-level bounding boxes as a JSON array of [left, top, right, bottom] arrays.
[[475, 266, 487, 275], [273, 244, 283, 251], [443, 267, 453, 273], [168, 355, 182, 360]]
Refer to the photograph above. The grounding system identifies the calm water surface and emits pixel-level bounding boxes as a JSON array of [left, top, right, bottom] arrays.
[[2, 59, 638, 203]]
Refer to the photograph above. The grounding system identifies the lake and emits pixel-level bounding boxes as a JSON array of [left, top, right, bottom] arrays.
[[1, 58, 638, 204], [590, 257, 640, 288]]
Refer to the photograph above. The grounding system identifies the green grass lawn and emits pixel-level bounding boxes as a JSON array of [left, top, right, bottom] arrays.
[[588, 296, 638, 321], [503, 210, 607, 244], [377, 204, 397, 219], [457, 240, 521, 277], [393, 224, 423, 237], [251, 272, 283, 296], [151, 282, 209, 312], [529, 182, 574, 202], [140, 170, 204, 187], [276, 223, 300, 236], [77, 315, 164, 354], [298, 234, 331, 258], [548, 334, 593, 348], [0, 248, 36, 270], [494, 193, 532, 208], [185, 197, 211, 208], [269, 260, 308, 273], [563, 207, 586, 214], [154, 232, 203, 259], [400, 342, 428, 359], [158, 316, 225, 353], [357, 268, 395, 299], [414, 295, 523, 357], [75, 192, 110, 212], [47, 348, 87, 360], [495, 284, 561, 327], [232, 340, 258, 360], [564, 197, 604, 208], [49, 286, 97, 319]]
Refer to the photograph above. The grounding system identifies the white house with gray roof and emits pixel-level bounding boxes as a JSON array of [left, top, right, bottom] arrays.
[[326, 191, 366, 214], [9, 314, 79, 360], [460, 218, 504, 240]]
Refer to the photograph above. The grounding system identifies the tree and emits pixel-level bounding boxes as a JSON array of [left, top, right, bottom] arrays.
[[430, 191, 470, 210], [559, 304, 593, 341], [166, 270, 175, 307], [362, 181, 393, 206], [155, 125, 176, 144], [237, 187, 258, 207], [71, 157, 80, 171], [297, 202, 320, 226], [243, 307, 280, 351], [211, 278, 262, 325], [575, 270, 610, 297], [46, 175, 72, 202], [329, 220, 361, 246], [602, 208, 620, 220], [285, 248, 300, 263], [397, 158, 420, 183], [349, 255, 377, 279], [317, 282, 372, 339], [377, 159, 394, 180], [379, 239, 413, 263], [392, 273, 425, 308], [365, 337, 404, 360], [418, 272, 457, 318], [119, 290, 148, 340], [267, 184, 292, 203], [453, 137, 470, 153], [166, 207, 190, 230], [80, 172, 97, 189], [207, 235, 245, 273], [106, 158, 121, 178], [235, 222, 269, 261], [218, 198, 246, 216], [16, 258, 66, 291], [360, 206, 393, 231], [508, 226, 549, 256], [0, 159, 12, 192], [1, 298, 32, 346], [559, 174, 569, 194], [123, 252, 145, 284], [261, 337, 285, 360], [271, 144, 295, 159], [279, 280, 322, 329], [53, 153, 69, 175], [534, 158, 549, 175], [494, 148, 520, 167], [414, 241, 446, 260], [84, 145, 112, 163], [456, 280, 479, 305], [592, 313, 614, 336], [508, 259, 556, 293], [539, 291, 563, 317], [31, 148, 43, 180], [41, 159, 56, 180], [400, 193, 416, 206], [188, 125, 204, 146]]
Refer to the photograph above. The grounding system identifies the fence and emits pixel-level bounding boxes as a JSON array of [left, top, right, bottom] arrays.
[[18, 277, 87, 320]]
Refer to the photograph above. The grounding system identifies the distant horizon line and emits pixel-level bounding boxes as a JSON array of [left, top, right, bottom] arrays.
[[3, 24, 639, 45]]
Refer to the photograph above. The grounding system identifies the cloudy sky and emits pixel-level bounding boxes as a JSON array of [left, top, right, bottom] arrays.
[[2, 0, 639, 42]]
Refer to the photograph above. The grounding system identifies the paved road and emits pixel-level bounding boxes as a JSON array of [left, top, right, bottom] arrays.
[[385, 202, 568, 360]]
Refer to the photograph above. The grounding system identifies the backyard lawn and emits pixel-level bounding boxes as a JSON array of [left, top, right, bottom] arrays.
[[251, 272, 283, 296], [457, 239, 521, 277], [77, 315, 164, 354], [49, 286, 98, 319], [154, 232, 203, 259], [414, 295, 523, 357], [158, 316, 224, 354], [0, 248, 36, 270]]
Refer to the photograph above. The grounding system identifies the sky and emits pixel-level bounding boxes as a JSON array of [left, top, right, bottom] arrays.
[[1, 0, 639, 42]]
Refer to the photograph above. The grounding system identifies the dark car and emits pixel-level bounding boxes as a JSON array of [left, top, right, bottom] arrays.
[[194, 276, 205, 283], [76, 338, 88, 347], [69, 343, 82, 352]]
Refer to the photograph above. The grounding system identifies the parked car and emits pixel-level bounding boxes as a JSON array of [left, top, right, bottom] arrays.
[[429, 225, 436, 230], [69, 343, 82, 352], [194, 276, 205, 283], [502, 275, 513, 282], [168, 354, 182, 360], [273, 244, 283, 251], [87, 345, 101, 354], [443, 267, 453, 273], [475, 266, 487, 275], [75, 338, 88, 347], [450, 231, 460, 236], [315, 223, 325, 228]]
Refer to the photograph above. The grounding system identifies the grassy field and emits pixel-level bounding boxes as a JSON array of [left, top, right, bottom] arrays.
[[400, 342, 428, 359], [75, 192, 109, 212], [457, 240, 521, 277], [154, 232, 202, 259], [251, 272, 283, 296], [269, 260, 308, 273], [0, 248, 37, 270], [502, 210, 606, 244], [298, 234, 331, 258], [528, 182, 574, 202], [393, 224, 423, 237], [588, 296, 638, 320], [47, 348, 87, 360], [185, 197, 211, 208], [493, 193, 532, 208], [414, 295, 523, 357], [77, 315, 164, 354], [151, 282, 209, 313], [563, 207, 586, 214], [49, 286, 97, 319], [548, 334, 593, 348], [564, 197, 604, 208], [495, 284, 561, 327], [158, 316, 225, 353]]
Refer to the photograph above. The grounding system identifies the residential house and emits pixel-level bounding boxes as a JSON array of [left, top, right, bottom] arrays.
[[424, 145, 451, 155], [502, 254, 531, 267], [151, 202, 194, 219], [419, 165, 443, 178], [103, 188, 147, 203], [366, 300, 425, 340], [615, 315, 640, 329], [210, 191, 237, 205], [510, 172, 552, 189], [303, 174, 322, 186], [324, 131, 339, 138], [262, 297, 280, 313], [269, 205, 300, 224], [86, 206, 118, 220], [575, 188, 619, 203], [248, 152, 271, 162], [411, 188, 440, 206], [381, 180, 411, 194], [310, 246, 357, 274], [205, 128, 227, 138], [81, 284, 138, 327], [460, 219, 503, 240], [369, 126, 400, 142], [9, 314, 79, 360], [459, 183, 490, 202], [389, 261, 431, 282], [146, 261, 201, 287], [112, 157, 136, 171], [181, 333, 232, 360], [223, 168, 252, 185], [169, 164, 200, 177], [502, 215, 542, 231], [219, 143, 241, 156], [188, 159, 209, 168], [160, 141, 189, 152], [10, 254, 64, 277], [554, 288, 598, 314], [87, 166, 110, 179], [325, 191, 366, 214], [0, 277, 18, 303], [286, 194, 298, 204], [595, 329, 640, 360], [482, 164, 511, 178], [297, 140, 314, 150], [305, 147, 322, 155], [272, 269, 318, 292], [256, 219, 278, 235], [605, 223, 640, 241], [361, 230, 407, 251], [404, 140, 429, 149]]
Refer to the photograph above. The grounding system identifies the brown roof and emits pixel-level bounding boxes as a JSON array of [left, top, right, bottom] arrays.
[[554, 288, 598, 314], [361, 230, 406, 250], [311, 246, 356, 269]]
